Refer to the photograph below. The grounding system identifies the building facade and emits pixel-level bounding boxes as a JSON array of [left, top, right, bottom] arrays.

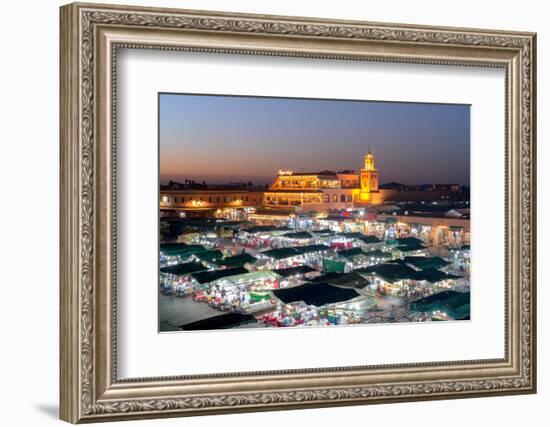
[[263, 149, 382, 211], [160, 188, 264, 218]]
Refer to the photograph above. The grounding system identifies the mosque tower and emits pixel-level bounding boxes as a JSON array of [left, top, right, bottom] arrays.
[[360, 146, 379, 202]]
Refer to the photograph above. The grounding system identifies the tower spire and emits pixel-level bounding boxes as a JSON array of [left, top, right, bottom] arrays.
[[364, 146, 376, 171]]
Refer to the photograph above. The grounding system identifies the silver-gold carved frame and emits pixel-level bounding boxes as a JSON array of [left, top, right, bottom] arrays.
[[60, 2, 537, 423]]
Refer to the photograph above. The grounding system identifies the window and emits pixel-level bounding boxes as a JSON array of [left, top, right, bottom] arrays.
[[340, 194, 346, 202]]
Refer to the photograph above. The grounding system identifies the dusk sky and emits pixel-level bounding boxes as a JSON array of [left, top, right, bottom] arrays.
[[159, 93, 470, 186]]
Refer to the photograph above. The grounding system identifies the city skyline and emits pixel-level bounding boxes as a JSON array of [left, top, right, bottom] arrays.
[[160, 93, 470, 186]]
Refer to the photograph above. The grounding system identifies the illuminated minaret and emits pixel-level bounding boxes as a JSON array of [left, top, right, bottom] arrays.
[[360, 146, 379, 201]]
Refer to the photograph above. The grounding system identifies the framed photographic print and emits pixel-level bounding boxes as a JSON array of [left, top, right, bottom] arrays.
[[60, 2, 537, 423]]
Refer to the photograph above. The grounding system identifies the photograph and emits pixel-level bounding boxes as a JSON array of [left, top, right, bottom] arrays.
[[56, 2, 537, 422], [158, 94, 471, 332]]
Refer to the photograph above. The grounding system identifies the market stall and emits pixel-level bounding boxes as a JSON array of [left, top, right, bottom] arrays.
[[272, 265, 320, 287], [267, 282, 367, 326], [159, 261, 209, 295], [214, 252, 257, 269], [192, 270, 280, 313], [409, 290, 470, 320], [159, 243, 207, 267]]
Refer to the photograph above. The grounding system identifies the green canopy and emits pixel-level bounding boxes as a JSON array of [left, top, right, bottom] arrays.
[[273, 265, 317, 278], [400, 256, 450, 270], [180, 313, 257, 331], [397, 242, 427, 252], [337, 247, 365, 260], [160, 244, 206, 257], [272, 282, 360, 307], [396, 237, 424, 246], [311, 271, 368, 289], [160, 261, 208, 276], [249, 292, 271, 303], [357, 263, 418, 283], [191, 267, 248, 284], [194, 250, 224, 263], [283, 231, 314, 240], [259, 247, 299, 260], [410, 290, 470, 320], [357, 235, 381, 245], [215, 253, 257, 268], [323, 258, 346, 273], [413, 268, 461, 283], [336, 232, 365, 239]]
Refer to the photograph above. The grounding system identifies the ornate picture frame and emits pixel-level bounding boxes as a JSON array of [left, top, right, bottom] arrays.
[[60, 2, 536, 423]]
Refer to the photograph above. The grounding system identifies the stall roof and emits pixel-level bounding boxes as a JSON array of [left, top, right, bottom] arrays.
[[411, 290, 470, 308], [194, 250, 224, 263], [272, 282, 360, 307], [358, 263, 460, 284], [160, 242, 187, 250], [396, 256, 450, 270], [273, 265, 317, 278], [295, 244, 332, 255], [215, 253, 257, 268], [191, 267, 248, 284], [283, 231, 314, 240], [310, 271, 368, 289], [397, 242, 427, 252], [180, 313, 257, 331], [413, 268, 461, 283], [259, 247, 299, 260], [337, 247, 365, 259], [396, 237, 424, 246], [310, 229, 335, 235], [364, 250, 392, 259], [357, 263, 419, 283], [160, 261, 208, 276], [410, 290, 470, 319], [160, 243, 206, 257], [336, 232, 366, 240], [225, 270, 278, 283], [243, 225, 291, 234], [357, 235, 382, 245], [260, 245, 330, 260]]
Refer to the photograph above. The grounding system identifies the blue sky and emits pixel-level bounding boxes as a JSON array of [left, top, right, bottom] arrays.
[[160, 93, 470, 186]]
